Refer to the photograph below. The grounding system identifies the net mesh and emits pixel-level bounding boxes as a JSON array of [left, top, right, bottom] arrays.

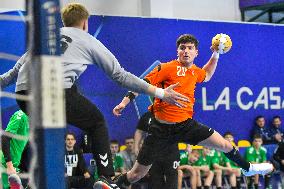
[[0, 0, 65, 188]]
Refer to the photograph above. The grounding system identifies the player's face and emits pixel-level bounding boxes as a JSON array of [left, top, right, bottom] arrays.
[[256, 117, 265, 128], [272, 118, 281, 128], [110, 144, 119, 154], [65, 135, 76, 149], [177, 42, 198, 66], [253, 138, 262, 148]]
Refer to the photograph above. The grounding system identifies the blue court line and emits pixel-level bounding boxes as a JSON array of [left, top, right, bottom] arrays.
[[133, 60, 161, 118], [17, 10, 25, 22], [93, 17, 105, 38], [139, 60, 161, 78]]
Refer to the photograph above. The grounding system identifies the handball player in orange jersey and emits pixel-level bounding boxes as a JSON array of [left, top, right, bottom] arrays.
[[94, 34, 273, 189]]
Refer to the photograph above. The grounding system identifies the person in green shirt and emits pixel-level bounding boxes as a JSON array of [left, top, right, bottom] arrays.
[[1, 110, 29, 189], [212, 149, 242, 189], [177, 146, 200, 189], [110, 140, 125, 176], [245, 134, 269, 189], [193, 147, 214, 189], [223, 132, 242, 189]]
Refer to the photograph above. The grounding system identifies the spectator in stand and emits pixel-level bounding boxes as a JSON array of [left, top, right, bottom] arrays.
[[269, 116, 283, 144], [251, 115, 273, 144], [120, 137, 136, 172], [223, 132, 242, 188], [65, 132, 94, 189], [245, 134, 271, 189], [193, 147, 214, 189], [177, 146, 199, 189], [224, 132, 238, 149], [110, 140, 126, 176]]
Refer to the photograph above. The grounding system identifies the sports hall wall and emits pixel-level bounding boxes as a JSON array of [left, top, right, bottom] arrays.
[[1, 13, 284, 143]]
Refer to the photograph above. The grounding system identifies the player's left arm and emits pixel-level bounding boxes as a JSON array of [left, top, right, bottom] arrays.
[[0, 52, 29, 89], [202, 48, 219, 82]]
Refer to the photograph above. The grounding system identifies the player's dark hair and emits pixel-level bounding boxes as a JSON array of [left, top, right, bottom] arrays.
[[176, 34, 199, 49]]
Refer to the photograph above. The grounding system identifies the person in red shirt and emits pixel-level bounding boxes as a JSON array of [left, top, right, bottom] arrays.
[[94, 34, 274, 189]]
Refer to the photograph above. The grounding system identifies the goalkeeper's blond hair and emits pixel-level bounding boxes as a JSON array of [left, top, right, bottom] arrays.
[[61, 3, 89, 27]]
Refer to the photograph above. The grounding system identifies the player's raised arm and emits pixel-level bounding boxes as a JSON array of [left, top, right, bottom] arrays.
[[203, 34, 232, 82]]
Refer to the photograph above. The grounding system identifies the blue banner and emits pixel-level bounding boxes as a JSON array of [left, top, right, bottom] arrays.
[[1, 15, 284, 144], [84, 16, 284, 143]]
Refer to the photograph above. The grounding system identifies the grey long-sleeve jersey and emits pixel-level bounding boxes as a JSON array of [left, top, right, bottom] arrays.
[[0, 27, 150, 93], [0, 51, 29, 89]]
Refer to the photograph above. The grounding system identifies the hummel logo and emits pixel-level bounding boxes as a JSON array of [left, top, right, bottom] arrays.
[[99, 153, 109, 167], [99, 153, 108, 160], [101, 159, 108, 167]]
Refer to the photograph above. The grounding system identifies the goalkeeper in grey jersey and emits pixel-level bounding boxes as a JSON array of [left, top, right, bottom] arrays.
[[0, 2, 188, 185]]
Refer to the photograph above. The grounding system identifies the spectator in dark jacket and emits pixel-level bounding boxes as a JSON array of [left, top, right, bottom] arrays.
[[65, 132, 95, 189], [251, 115, 273, 144], [269, 116, 283, 144]]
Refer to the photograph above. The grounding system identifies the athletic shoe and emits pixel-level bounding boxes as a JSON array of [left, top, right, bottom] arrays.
[[242, 163, 274, 177], [93, 176, 120, 189], [8, 174, 23, 189]]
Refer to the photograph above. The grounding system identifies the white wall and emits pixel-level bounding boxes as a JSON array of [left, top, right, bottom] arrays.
[[61, 0, 142, 16], [0, 0, 242, 21], [0, 0, 25, 12], [173, 0, 241, 21]]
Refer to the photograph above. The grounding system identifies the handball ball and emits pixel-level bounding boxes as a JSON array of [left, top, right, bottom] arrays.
[[212, 33, 232, 54]]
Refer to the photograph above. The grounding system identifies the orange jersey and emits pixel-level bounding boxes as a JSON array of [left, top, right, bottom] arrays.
[[145, 60, 206, 123]]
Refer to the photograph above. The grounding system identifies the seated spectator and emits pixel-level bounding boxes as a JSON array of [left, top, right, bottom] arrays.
[[193, 147, 214, 189], [245, 134, 271, 189], [178, 147, 199, 189], [110, 140, 126, 176], [119, 137, 136, 171], [223, 132, 241, 188], [224, 131, 238, 149], [269, 115, 283, 144], [273, 141, 284, 188], [65, 132, 94, 189], [251, 115, 273, 144], [211, 149, 241, 189]]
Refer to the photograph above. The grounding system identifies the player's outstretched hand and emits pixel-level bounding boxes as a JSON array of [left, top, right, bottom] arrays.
[[162, 83, 189, 108], [113, 103, 126, 116]]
